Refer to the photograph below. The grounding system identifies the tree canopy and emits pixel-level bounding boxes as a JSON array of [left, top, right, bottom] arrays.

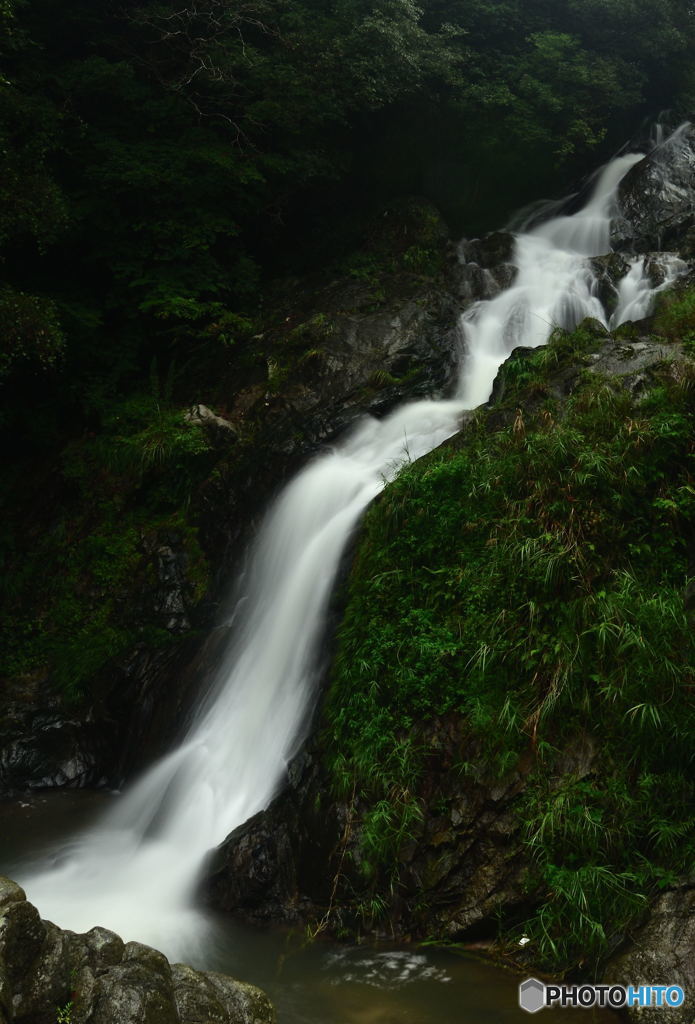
[[0, 0, 693, 442]]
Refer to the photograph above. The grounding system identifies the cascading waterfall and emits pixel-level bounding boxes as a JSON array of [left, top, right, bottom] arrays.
[[19, 131, 685, 962], [609, 255, 685, 328]]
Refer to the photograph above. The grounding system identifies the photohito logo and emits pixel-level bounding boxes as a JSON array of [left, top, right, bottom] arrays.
[[518, 979, 685, 1013]]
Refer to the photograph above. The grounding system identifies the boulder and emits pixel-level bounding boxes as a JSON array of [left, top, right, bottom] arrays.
[[184, 404, 238, 448], [456, 232, 518, 302], [0, 877, 275, 1024], [613, 124, 695, 254]]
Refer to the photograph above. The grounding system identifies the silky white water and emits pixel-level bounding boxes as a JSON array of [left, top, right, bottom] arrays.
[[19, 136, 681, 960]]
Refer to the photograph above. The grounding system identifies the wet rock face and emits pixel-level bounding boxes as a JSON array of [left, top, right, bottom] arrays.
[[0, 876, 275, 1024], [152, 545, 191, 634], [605, 882, 695, 1024], [265, 287, 461, 444], [0, 622, 240, 794], [613, 124, 695, 254], [590, 253, 632, 315], [205, 746, 344, 923], [0, 690, 114, 792], [204, 724, 531, 942], [456, 232, 518, 303]]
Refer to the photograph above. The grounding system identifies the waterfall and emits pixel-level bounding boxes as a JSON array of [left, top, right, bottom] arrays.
[[610, 254, 686, 328], [18, 132, 684, 961]]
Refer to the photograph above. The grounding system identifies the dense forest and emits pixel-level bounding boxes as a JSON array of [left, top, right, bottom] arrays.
[[2, 0, 694, 446]]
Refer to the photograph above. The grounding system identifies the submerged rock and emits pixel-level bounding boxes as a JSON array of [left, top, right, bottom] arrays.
[[0, 876, 275, 1024]]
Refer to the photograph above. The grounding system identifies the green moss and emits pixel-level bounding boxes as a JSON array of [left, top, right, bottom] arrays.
[[326, 335, 695, 971], [654, 285, 695, 352], [401, 245, 445, 276], [285, 313, 335, 349]]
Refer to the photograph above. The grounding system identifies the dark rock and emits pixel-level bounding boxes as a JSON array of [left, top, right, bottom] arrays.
[[585, 336, 681, 396], [0, 896, 44, 988], [486, 320, 685, 423], [613, 125, 695, 254], [0, 693, 111, 792], [184, 404, 238, 448], [0, 876, 275, 1024], [153, 545, 191, 634], [461, 232, 516, 270], [605, 881, 695, 1024], [578, 316, 611, 338], [456, 232, 518, 302], [590, 253, 632, 314], [205, 745, 343, 923], [256, 277, 462, 449], [85, 926, 125, 966], [0, 625, 235, 793]]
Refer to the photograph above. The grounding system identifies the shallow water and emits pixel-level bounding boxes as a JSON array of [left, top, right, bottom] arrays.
[[0, 791, 618, 1024]]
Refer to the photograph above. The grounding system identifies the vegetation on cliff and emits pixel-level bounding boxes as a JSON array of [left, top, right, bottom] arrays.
[[326, 307, 695, 972], [0, 197, 451, 705]]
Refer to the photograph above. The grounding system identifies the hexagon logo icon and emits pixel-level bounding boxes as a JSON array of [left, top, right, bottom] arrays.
[[519, 977, 545, 1014]]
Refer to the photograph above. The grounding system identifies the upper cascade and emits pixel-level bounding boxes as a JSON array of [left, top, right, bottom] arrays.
[[534, 152, 643, 256]]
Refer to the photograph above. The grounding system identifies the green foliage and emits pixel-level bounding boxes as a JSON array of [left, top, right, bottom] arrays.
[[654, 286, 695, 351], [56, 1001, 72, 1024], [0, 286, 64, 380], [0, 75, 66, 249], [327, 328, 695, 970], [0, 384, 214, 698], [0, 0, 692, 451]]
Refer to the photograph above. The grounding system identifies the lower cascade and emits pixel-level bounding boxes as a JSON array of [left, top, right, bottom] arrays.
[[18, 128, 688, 961]]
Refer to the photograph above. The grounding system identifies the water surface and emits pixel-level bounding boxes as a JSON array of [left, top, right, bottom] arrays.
[[0, 792, 618, 1024]]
